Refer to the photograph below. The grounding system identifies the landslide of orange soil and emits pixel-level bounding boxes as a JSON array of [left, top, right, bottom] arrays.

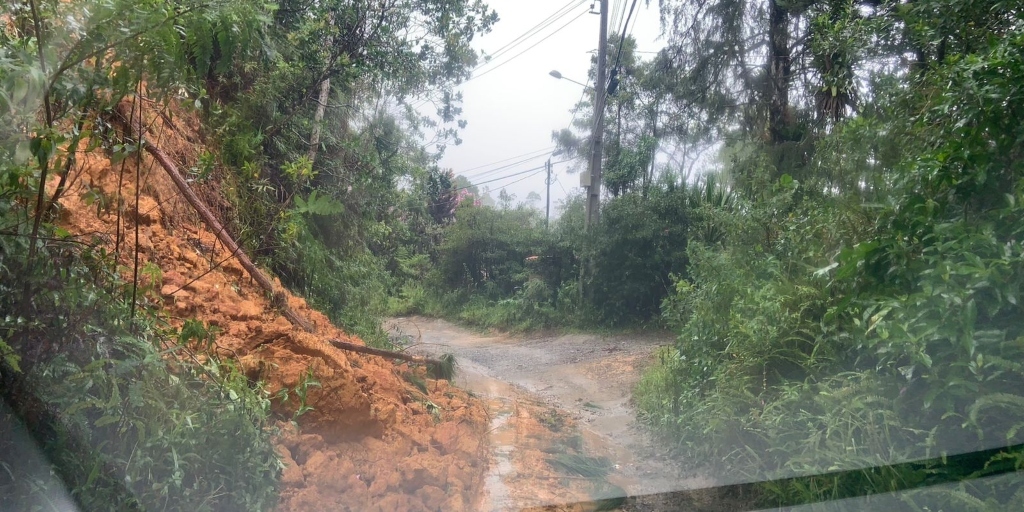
[[54, 99, 489, 511]]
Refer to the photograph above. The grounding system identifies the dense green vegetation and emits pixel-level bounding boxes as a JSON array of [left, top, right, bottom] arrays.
[[189, 0, 497, 347], [388, 177, 710, 330], [1, 222, 281, 511], [628, 0, 1024, 508], [0, 1, 288, 509]]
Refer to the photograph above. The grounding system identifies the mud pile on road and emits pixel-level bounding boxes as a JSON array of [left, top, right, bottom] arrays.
[[55, 99, 490, 511]]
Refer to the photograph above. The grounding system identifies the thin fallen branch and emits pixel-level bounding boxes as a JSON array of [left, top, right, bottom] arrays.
[[113, 100, 315, 332], [328, 338, 444, 367]]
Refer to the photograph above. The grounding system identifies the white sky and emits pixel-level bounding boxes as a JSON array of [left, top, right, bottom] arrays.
[[436, 0, 664, 215]]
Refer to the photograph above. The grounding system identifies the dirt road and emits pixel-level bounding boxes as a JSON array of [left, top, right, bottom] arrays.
[[386, 317, 718, 511]]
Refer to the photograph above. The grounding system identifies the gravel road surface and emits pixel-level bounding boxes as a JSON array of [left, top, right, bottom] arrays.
[[385, 317, 734, 511]]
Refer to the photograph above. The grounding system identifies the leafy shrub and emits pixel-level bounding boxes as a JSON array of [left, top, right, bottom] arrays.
[[436, 202, 544, 297], [637, 23, 1024, 510], [276, 221, 392, 347], [0, 225, 280, 511], [585, 185, 692, 326]]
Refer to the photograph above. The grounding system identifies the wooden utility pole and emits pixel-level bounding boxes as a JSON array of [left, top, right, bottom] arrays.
[[545, 158, 552, 230], [584, 0, 609, 231]]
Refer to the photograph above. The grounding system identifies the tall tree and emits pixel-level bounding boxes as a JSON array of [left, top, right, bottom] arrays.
[[553, 33, 667, 196]]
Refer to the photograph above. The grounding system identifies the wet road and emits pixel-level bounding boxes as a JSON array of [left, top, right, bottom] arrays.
[[386, 317, 715, 510]]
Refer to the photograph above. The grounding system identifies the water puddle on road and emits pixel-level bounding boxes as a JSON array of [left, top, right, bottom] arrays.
[[460, 361, 627, 511], [458, 363, 524, 510], [481, 399, 515, 511]]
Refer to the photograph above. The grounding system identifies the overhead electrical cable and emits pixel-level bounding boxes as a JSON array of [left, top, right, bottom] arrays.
[[409, 3, 580, 113], [465, 160, 569, 189], [606, 0, 639, 97], [457, 145, 556, 175], [614, 0, 629, 38], [554, 175, 569, 195], [612, 0, 640, 74], [495, 166, 552, 189], [624, 0, 640, 40], [470, 8, 590, 81], [480, 0, 582, 62], [423, 160, 573, 209], [473, 0, 583, 72], [461, 152, 553, 181], [466, 161, 557, 188], [478, 0, 580, 60]]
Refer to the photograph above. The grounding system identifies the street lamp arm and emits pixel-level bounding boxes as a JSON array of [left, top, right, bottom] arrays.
[[548, 69, 592, 90]]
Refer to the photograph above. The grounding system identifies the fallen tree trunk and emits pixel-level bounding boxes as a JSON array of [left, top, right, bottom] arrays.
[[327, 338, 444, 367], [113, 100, 316, 333]]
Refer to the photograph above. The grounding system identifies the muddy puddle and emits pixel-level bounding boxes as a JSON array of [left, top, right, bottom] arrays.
[[386, 317, 716, 511]]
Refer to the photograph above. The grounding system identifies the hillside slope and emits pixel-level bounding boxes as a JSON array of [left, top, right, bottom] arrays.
[[56, 98, 489, 511]]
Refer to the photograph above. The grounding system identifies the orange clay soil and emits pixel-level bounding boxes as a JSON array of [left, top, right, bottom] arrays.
[[53, 98, 489, 512]]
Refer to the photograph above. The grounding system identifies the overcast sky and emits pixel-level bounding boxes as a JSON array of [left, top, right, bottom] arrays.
[[435, 0, 664, 216]]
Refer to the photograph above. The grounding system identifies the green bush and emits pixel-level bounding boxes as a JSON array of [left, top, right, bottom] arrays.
[[436, 202, 544, 297], [584, 185, 692, 326], [636, 23, 1024, 509], [454, 279, 559, 332], [276, 220, 393, 347], [0, 223, 280, 511], [415, 184, 709, 331]]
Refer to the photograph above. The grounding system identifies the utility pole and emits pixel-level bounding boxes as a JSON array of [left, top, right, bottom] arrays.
[[584, 0, 609, 231], [580, 0, 609, 303], [545, 158, 552, 230]]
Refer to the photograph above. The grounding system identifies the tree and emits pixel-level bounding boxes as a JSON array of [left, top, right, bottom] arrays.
[[654, 0, 876, 181], [553, 33, 669, 195], [426, 167, 460, 224]]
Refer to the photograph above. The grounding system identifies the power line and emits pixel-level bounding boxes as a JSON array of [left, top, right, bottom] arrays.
[[611, 0, 640, 76], [471, 9, 590, 81], [474, 0, 583, 71], [461, 152, 553, 181], [460, 145, 557, 173], [491, 166, 549, 190], [457, 145, 556, 175], [462, 160, 568, 193], [423, 160, 572, 209], [466, 160, 569, 189], [478, 0, 581, 66], [624, 0, 640, 40], [472, 8, 588, 80], [554, 175, 569, 195], [614, 0, 629, 37]]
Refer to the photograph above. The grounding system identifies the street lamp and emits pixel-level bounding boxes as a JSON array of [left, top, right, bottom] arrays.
[[548, 70, 591, 90]]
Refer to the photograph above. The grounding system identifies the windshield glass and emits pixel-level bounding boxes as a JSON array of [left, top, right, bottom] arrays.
[[2, 0, 1023, 511]]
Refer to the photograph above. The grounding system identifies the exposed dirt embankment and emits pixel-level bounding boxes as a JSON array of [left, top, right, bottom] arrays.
[[54, 98, 489, 511]]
